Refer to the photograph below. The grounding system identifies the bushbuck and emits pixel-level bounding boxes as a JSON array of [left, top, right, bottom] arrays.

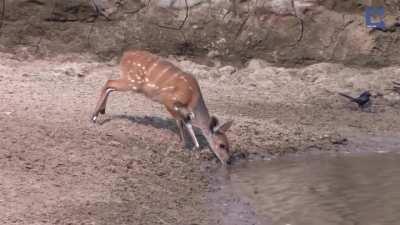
[[91, 50, 233, 164]]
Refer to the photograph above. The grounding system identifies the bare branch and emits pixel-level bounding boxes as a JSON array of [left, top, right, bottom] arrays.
[[234, 15, 249, 40], [153, 0, 189, 30], [86, 19, 97, 48], [90, 0, 111, 20], [0, 0, 5, 35], [33, 0, 58, 54], [289, 0, 304, 44], [123, 0, 151, 15], [28, 23, 46, 54]]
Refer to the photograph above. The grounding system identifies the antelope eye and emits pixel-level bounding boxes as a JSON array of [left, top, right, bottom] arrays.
[[219, 144, 226, 149]]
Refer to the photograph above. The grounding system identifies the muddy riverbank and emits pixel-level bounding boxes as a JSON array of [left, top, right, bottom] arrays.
[[1, 51, 400, 224]]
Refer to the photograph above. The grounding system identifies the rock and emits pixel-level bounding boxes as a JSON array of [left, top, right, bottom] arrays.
[[109, 140, 122, 147], [207, 50, 221, 58], [246, 59, 270, 70], [218, 65, 236, 75], [64, 67, 86, 77]]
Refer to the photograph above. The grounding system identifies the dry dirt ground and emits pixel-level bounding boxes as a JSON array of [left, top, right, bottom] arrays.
[[1, 51, 400, 225]]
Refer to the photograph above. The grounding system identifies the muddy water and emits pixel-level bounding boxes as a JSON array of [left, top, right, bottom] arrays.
[[227, 153, 400, 225]]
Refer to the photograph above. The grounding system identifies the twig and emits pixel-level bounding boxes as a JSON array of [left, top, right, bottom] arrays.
[[274, 0, 304, 49], [294, 16, 304, 42], [86, 0, 102, 48], [393, 81, 400, 86], [289, 0, 304, 44], [329, 14, 353, 60], [123, 4, 147, 15], [87, 0, 152, 48], [234, 15, 249, 40], [153, 0, 189, 30], [34, 0, 57, 54], [90, 0, 111, 21], [31, 24, 45, 54], [124, 0, 151, 15], [0, 0, 5, 35], [86, 19, 97, 48]]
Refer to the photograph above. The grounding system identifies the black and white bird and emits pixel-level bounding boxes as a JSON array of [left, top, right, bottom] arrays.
[[393, 81, 400, 94], [338, 91, 372, 108]]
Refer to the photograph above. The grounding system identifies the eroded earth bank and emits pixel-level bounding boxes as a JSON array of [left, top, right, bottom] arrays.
[[1, 51, 400, 224], [1, 0, 400, 224]]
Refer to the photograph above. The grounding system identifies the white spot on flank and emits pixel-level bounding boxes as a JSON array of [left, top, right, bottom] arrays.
[[161, 86, 174, 91], [147, 60, 159, 74], [154, 67, 172, 83], [146, 83, 158, 88], [181, 77, 188, 83]]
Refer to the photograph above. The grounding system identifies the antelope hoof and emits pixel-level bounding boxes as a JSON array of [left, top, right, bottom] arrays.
[[184, 112, 195, 123], [189, 112, 195, 120], [91, 115, 98, 123]]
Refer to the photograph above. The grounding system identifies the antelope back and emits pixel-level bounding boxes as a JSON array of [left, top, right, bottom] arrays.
[[120, 50, 202, 111]]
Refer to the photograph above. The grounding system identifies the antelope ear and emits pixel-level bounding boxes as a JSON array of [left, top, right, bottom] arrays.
[[210, 116, 219, 132], [215, 120, 233, 133]]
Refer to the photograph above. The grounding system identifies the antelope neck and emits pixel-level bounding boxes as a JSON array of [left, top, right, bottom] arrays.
[[191, 95, 211, 132]]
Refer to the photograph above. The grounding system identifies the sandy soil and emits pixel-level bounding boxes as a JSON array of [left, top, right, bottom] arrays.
[[1, 51, 400, 224]]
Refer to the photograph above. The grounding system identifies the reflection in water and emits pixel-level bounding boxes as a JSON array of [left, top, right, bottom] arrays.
[[230, 153, 400, 225]]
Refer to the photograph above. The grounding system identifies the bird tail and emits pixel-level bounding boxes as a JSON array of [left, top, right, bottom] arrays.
[[338, 92, 356, 101]]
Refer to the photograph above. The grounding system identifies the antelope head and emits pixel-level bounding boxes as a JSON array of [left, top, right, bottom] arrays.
[[204, 116, 233, 165]]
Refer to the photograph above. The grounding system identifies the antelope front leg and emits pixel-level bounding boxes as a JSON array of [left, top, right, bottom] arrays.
[[176, 119, 185, 143], [171, 103, 199, 148], [92, 79, 131, 123], [184, 122, 200, 149], [167, 102, 199, 149]]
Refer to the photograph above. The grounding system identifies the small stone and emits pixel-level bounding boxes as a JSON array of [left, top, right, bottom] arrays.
[[218, 65, 236, 75], [207, 50, 220, 58], [246, 58, 270, 70], [109, 140, 121, 147]]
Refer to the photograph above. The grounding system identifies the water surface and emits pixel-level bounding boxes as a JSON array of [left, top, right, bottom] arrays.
[[229, 153, 400, 225]]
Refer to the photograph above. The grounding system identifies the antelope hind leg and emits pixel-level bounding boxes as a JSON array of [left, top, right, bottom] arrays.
[[92, 79, 131, 122]]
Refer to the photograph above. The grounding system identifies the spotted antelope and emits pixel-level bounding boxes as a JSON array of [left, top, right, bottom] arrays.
[[91, 50, 233, 164]]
